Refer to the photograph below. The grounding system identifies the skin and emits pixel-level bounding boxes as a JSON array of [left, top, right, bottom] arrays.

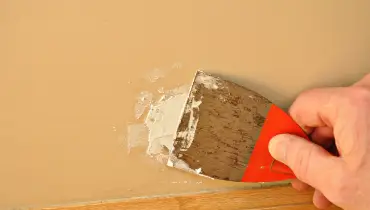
[[268, 73, 370, 210]]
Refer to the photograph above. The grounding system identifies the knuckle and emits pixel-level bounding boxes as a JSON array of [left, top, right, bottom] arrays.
[[346, 87, 370, 108], [356, 73, 370, 85]]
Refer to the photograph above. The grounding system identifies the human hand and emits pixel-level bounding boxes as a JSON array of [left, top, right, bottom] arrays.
[[268, 74, 370, 210]]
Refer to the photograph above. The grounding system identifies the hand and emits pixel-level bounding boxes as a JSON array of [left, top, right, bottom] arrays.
[[268, 74, 370, 210]]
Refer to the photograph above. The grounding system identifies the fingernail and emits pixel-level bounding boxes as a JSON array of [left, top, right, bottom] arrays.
[[268, 134, 289, 163]]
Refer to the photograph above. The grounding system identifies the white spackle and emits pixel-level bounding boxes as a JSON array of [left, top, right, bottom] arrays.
[[164, 84, 191, 96], [172, 81, 203, 152], [134, 91, 153, 119], [176, 96, 202, 151], [146, 68, 166, 83], [127, 123, 149, 154], [219, 95, 226, 102], [194, 71, 221, 89], [157, 87, 165, 94], [195, 168, 202, 174], [145, 89, 189, 157], [167, 155, 213, 179], [167, 156, 192, 172]]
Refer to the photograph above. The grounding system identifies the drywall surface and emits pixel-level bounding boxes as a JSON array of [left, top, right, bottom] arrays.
[[1, 1, 370, 209]]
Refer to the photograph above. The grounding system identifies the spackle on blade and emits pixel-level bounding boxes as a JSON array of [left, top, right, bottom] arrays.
[[170, 72, 204, 152], [175, 92, 202, 151], [166, 70, 228, 179], [195, 168, 202, 174], [194, 70, 222, 89]]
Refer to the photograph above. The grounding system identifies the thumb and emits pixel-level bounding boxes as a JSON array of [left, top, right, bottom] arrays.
[[268, 134, 343, 190]]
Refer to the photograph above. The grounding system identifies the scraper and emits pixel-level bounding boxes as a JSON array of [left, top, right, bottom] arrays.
[[167, 70, 316, 183]]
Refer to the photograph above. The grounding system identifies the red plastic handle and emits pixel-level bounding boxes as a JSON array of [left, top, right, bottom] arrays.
[[241, 104, 310, 182]]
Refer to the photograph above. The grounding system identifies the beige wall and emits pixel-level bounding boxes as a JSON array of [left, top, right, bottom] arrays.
[[1, 1, 369, 209]]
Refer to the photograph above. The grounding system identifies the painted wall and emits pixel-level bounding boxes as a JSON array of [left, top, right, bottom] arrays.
[[1, 1, 369, 209]]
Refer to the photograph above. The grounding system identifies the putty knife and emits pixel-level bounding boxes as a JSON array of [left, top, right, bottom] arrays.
[[167, 70, 311, 183]]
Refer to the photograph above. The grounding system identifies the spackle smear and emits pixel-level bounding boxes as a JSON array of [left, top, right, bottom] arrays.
[[127, 123, 149, 154], [157, 87, 165, 94], [145, 91, 189, 158], [171, 62, 183, 69], [134, 91, 153, 119], [165, 84, 191, 96], [146, 68, 166, 83], [128, 69, 216, 178], [135, 84, 192, 164]]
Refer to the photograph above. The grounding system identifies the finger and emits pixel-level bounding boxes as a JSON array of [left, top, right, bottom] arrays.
[[288, 87, 348, 129], [289, 86, 370, 158], [268, 134, 344, 191], [310, 126, 334, 148], [353, 73, 370, 88], [311, 126, 339, 156], [291, 179, 310, 192], [313, 190, 332, 209]]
